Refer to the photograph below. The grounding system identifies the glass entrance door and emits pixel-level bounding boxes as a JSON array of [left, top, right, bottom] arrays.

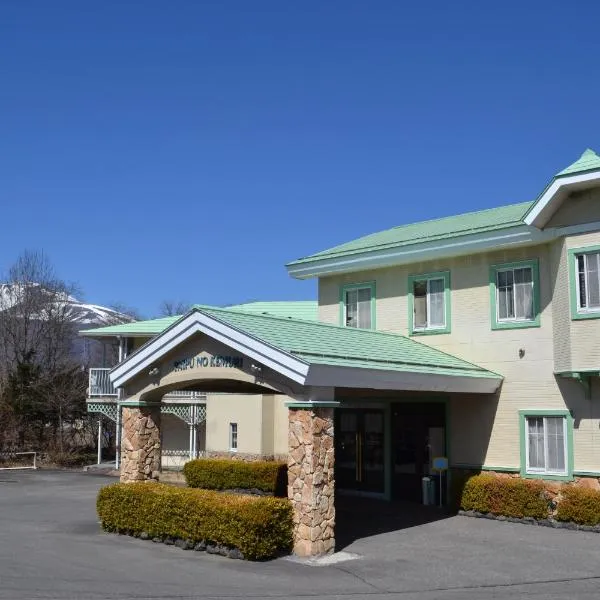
[[336, 409, 385, 494]]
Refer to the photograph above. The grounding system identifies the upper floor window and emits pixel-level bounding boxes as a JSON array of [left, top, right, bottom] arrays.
[[568, 246, 600, 320], [519, 410, 572, 481], [490, 260, 540, 330], [340, 282, 375, 329], [408, 271, 451, 335], [576, 251, 600, 311]]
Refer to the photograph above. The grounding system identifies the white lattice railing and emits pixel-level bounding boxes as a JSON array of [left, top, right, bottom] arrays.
[[164, 390, 207, 399], [88, 368, 117, 397]]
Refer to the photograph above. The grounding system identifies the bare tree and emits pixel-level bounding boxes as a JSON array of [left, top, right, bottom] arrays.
[[0, 250, 84, 452], [158, 300, 191, 317]]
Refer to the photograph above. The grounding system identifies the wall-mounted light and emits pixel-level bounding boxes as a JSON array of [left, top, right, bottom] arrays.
[[250, 363, 262, 374], [148, 367, 160, 376]]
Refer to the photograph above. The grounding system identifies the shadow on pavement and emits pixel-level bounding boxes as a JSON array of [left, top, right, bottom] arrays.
[[335, 494, 453, 551]]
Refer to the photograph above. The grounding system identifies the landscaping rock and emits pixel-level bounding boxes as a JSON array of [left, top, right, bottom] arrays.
[[140, 531, 149, 540], [175, 538, 189, 550], [164, 536, 175, 545], [152, 537, 162, 543], [217, 545, 229, 557], [194, 541, 207, 552], [228, 548, 244, 560], [205, 544, 218, 554]]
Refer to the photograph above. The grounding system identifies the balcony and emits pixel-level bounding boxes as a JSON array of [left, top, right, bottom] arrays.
[[89, 368, 117, 397]]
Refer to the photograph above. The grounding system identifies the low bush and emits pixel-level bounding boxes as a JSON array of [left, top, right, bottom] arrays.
[[183, 458, 287, 496], [556, 486, 600, 525], [97, 482, 293, 561], [460, 474, 548, 519]]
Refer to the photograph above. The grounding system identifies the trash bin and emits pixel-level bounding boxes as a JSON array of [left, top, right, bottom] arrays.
[[422, 476, 434, 505]]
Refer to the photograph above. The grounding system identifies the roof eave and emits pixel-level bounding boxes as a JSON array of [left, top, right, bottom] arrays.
[[524, 170, 600, 228], [287, 224, 553, 280]]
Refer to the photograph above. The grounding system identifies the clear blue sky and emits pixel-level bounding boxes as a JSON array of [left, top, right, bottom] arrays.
[[2, 1, 600, 317]]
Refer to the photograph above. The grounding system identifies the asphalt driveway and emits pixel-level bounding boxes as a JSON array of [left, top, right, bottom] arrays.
[[1, 471, 600, 599]]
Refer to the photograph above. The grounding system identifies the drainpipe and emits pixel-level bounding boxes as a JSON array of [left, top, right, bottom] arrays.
[[97, 417, 102, 465]]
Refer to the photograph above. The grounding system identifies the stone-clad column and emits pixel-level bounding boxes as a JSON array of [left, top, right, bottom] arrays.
[[120, 403, 161, 483], [288, 406, 335, 556]]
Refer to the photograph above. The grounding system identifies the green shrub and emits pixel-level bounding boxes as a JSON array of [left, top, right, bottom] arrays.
[[460, 474, 548, 519], [183, 458, 287, 496], [556, 486, 600, 525], [97, 482, 293, 560]]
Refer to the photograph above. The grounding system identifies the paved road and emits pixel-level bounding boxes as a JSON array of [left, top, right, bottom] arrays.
[[1, 471, 600, 599]]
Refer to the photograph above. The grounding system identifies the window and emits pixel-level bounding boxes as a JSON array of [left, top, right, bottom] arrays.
[[568, 246, 600, 320], [408, 271, 451, 335], [340, 282, 375, 329], [229, 423, 238, 451], [490, 260, 540, 329], [519, 411, 573, 480], [576, 251, 600, 312]]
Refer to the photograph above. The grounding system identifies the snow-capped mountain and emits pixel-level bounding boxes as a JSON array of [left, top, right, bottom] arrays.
[[0, 283, 133, 327]]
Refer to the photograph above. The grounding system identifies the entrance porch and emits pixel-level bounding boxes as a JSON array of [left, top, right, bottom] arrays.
[[105, 306, 502, 557]]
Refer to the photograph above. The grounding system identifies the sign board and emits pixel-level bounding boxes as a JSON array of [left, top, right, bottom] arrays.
[[172, 354, 244, 372], [432, 456, 448, 471]]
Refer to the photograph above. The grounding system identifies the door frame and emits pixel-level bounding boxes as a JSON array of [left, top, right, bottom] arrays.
[[335, 405, 386, 499]]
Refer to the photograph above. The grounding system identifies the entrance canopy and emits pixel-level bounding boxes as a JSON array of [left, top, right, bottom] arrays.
[[110, 306, 502, 399]]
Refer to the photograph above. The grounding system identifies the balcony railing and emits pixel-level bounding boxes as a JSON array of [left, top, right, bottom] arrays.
[[88, 368, 117, 397], [164, 390, 206, 399], [88, 368, 206, 399]]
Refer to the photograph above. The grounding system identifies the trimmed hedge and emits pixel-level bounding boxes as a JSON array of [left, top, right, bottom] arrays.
[[460, 474, 548, 519], [556, 486, 600, 525], [97, 482, 293, 560], [183, 458, 287, 496]]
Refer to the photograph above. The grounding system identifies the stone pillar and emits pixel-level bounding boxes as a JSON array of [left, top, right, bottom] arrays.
[[288, 406, 335, 557], [120, 404, 161, 483]]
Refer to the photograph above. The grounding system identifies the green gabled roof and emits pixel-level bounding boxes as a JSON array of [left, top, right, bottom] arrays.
[[556, 148, 600, 177], [195, 306, 500, 380], [80, 301, 318, 338], [287, 201, 533, 266]]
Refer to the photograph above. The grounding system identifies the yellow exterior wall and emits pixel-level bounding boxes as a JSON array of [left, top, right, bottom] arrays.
[[318, 239, 600, 472]]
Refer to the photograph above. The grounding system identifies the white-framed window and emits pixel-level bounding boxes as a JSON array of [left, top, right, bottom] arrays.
[[576, 251, 600, 312], [496, 266, 534, 322], [412, 277, 446, 330], [229, 422, 238, 451], [525, 416, 567, 476], [342, 284, 373, 329]]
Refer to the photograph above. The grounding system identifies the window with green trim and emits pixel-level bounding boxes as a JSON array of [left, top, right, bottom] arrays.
[[525, 415, 567, 476], [408, 271, 451, 335], [490, 260, 540, 329], [575, 251, 600, 313], [340, 282, 375, 329], [519, 410, 573, 481]]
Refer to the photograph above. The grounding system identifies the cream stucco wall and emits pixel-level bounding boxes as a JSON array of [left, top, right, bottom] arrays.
[[318, 237, 600, 473], [205, 394, 265, 455]]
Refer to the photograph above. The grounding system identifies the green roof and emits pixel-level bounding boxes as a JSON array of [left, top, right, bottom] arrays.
[[217, 301, 318, 321], [80, 301, 318, 337], [556, 148, 600, 177], [194, 306, 500, 380], [287, 201, 533, 266]]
